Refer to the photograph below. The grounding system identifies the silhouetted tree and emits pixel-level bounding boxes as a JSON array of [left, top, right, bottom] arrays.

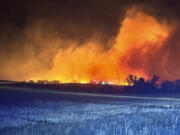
[[126, 75, 160, 94], [137, 77, 145, 85], [149, 75, 160, 86], [126, 75, 138, 86]]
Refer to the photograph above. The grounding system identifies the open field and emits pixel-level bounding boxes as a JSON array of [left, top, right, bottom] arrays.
[[0, 86, 180, 135]]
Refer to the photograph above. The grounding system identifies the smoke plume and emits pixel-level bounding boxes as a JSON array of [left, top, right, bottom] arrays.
[[0, 1, 180, 83]]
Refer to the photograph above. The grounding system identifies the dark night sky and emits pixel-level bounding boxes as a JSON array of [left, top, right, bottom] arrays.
[[0, 0, 180, 41]]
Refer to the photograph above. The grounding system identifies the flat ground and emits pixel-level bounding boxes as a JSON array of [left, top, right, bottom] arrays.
[[0, 86, 180, 135]]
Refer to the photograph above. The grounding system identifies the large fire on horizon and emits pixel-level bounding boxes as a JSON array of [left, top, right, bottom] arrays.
[[31, 8, 171, 84], [1, 7, 178, 84]]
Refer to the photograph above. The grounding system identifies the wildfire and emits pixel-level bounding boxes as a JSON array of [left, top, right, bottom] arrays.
[[30, 8, 171, 85]]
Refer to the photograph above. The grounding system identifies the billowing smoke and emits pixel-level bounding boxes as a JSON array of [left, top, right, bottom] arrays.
[[0, 21, 62, 80], [0, 1, 180, 83], [25, 7, 172, 83]]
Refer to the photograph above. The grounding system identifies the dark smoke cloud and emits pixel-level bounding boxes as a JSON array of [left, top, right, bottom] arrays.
[[0, 0, 180, 80], [1, 0, 180, 42]]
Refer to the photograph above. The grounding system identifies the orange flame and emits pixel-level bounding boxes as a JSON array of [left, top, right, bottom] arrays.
[[31, 8, 171, 84]]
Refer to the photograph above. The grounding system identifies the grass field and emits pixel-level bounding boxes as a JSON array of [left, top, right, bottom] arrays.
[[0, 86, 180, 135]]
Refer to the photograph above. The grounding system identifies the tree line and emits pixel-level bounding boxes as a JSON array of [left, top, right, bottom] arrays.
[[126, 75, 180, 94]]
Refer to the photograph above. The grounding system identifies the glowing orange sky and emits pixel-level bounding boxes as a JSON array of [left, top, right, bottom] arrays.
[[30, 8, 171, 84]]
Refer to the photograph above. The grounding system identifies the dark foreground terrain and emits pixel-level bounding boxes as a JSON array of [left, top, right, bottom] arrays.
[[0, 86, 180, 135]]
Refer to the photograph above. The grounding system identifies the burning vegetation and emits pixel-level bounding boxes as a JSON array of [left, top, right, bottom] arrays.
[[1, 6, 179, 85], [30, 8, 171, 84]]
